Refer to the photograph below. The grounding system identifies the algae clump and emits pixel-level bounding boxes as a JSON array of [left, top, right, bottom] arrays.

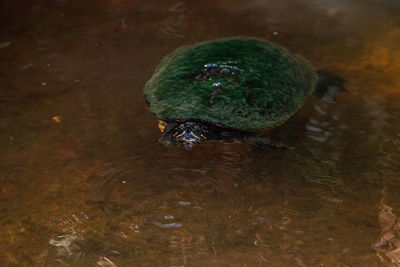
[[144, 37, 317, 130]]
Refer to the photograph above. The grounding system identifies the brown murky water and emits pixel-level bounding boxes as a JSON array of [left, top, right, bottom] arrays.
[[1, 0, 400, 266]]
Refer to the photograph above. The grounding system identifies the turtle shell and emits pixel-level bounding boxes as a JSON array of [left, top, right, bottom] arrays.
[[144, 37, 317, 130]]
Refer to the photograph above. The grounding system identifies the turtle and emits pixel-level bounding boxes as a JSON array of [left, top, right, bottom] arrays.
[[144, 37, 345, 149]]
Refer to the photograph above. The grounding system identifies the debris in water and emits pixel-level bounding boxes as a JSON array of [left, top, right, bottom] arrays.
[[97, 256, 117, 267], [0, 41, 11, 49], [18, 63, 33, 71], [49, 233, 82, 255], [49, 226, 83, 255], [164, 215, 174, 219], [153, 221, 182, 228], [178, 201, 190, 206], [321, 196, 343, 203], [52, 116, 62, 123]]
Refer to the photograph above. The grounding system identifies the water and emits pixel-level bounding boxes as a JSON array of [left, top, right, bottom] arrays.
[[1, 0, 400, 265]]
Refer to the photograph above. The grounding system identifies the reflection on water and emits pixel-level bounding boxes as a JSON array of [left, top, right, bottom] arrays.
[[156, 2, 188, 40], [301, 71, 347, 187], [1, 0, 400, 265]]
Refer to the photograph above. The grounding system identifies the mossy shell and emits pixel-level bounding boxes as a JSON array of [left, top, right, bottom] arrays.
[[144, 37, 317, 130]]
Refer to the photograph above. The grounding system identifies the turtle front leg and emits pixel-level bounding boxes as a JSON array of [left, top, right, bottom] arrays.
[[158, 121, 179, 146], [158, 132, 173, 146], [243, 133, 294, 150]]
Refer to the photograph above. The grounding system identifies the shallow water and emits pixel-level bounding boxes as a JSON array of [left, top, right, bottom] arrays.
[[1, 0, 400, 266]]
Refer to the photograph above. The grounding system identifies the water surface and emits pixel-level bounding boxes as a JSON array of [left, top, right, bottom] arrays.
[[1, 0, 400, 266]]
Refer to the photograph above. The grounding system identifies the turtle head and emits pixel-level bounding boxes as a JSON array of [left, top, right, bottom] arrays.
[[172, 122, 208, 149], [159, 122, 209, 149]]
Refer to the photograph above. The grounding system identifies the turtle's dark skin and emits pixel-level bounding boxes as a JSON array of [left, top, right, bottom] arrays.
[[158, 121, 290, 150]]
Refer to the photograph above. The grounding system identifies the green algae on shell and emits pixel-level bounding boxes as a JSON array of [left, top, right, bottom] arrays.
[[144, 37, 317, 130]]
